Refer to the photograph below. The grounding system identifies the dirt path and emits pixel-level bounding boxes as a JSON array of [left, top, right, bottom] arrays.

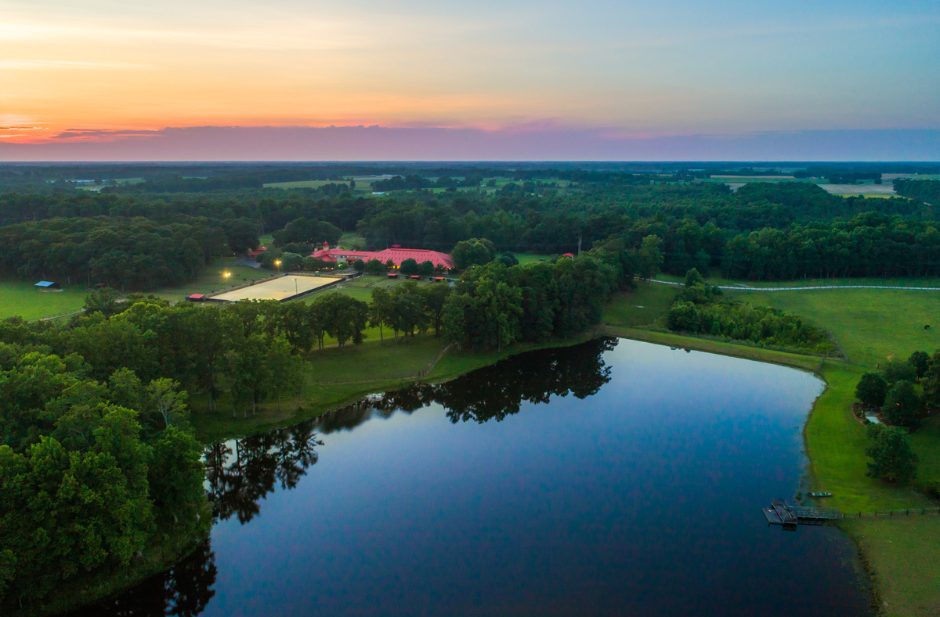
[[651, 280, 940, 292]]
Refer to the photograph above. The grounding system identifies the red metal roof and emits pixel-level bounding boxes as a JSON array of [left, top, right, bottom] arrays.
[[310, 247, 455, 269], [188, 294, 205, 299], [562, 253, 575, 258]]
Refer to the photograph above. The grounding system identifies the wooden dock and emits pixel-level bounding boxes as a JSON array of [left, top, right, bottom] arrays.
[[763, 499, 843, 529]]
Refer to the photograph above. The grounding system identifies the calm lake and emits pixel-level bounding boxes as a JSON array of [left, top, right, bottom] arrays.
[[72, 338, 872, 616]]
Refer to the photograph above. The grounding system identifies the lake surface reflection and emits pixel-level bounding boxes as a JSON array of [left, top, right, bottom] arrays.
[[70, 338, 872, 616]]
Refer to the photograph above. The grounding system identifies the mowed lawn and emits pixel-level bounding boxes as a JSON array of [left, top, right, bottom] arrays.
[[0, 280, 89, 320], [602, 283, 676, 327], [732, 288, 940, 367]]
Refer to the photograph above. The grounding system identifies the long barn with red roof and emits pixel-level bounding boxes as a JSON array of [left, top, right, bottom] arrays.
[[309, 243, 455, 270]]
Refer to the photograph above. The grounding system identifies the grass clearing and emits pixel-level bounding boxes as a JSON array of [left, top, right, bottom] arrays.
[[514, 252, 553, 265], [602, 283, 676, 327], [848, 517, 940, 617], [732, 288, 940, 367], [0, 279, 89, 320]]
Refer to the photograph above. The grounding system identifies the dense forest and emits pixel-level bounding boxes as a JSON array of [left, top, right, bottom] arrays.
[[2, 175, 939, 289]]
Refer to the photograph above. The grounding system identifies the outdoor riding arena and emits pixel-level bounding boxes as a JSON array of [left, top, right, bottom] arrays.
[[209, 274, 340, 302]]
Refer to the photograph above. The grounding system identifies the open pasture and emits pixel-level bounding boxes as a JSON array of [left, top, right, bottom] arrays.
[[0, 279, 88, 320], [211, 275, 339, 302], [819, 183, 896, 195], [731, 287, 940, 367]]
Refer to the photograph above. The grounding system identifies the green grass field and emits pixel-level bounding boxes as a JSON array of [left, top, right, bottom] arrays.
[[849, 517, 940, 617], [732, 288, 940, 367], [339, 231, 366, 250], [601, 283, 676, 327], [0, 280, 89, 320], [513, 252, 553, 265]]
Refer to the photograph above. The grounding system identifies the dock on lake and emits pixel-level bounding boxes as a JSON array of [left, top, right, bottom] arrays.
[[763, 499, 843, 529]]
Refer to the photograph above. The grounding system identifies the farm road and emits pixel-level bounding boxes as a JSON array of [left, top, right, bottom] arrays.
[[651, 280, 940, 292]]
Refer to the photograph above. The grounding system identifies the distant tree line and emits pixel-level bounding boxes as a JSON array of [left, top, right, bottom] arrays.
[[1, 180, 939, 296], [894, 179, 940, 206]]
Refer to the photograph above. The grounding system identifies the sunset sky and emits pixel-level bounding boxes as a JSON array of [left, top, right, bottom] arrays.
[[1, 0, 938, 159]]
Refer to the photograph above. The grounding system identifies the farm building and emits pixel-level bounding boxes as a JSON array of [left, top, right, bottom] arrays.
[[309, 243, 455, 270], [34, 281, 60, 290]]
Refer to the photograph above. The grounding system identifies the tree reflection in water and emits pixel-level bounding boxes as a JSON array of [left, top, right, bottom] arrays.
[[63, 540, 217, 617], [205, 422, 324, 524], [63, 337, 616, 616], [321, 336, 618, 428]]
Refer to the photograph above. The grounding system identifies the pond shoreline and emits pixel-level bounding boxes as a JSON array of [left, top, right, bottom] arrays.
[[65, 325, 927, 616]]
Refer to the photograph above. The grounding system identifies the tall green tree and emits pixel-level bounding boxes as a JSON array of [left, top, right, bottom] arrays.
[[866, 424, 918, 483], [882, 380, 923, 428], [855, 372, 888, 408]]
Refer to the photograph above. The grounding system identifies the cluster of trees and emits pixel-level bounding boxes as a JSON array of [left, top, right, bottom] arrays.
[[370, 282, 452, 340], [894, 179, 940, 206], [271, 217, 343, 248], [854, 350, 939, 429], [665, 269, 835, 353], [0, 342, 208, 610], [371, 174, 484, 192], [0, 191, 372, 236], [443, 251, 625, 351], [0, 216, 230, 290], [0, 290, 373, 415], [721, 213, 940, 279], [853, 349, 940, 485]]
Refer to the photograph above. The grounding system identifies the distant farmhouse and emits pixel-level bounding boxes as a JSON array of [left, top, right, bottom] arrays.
[[309, 244, 455, 270]]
